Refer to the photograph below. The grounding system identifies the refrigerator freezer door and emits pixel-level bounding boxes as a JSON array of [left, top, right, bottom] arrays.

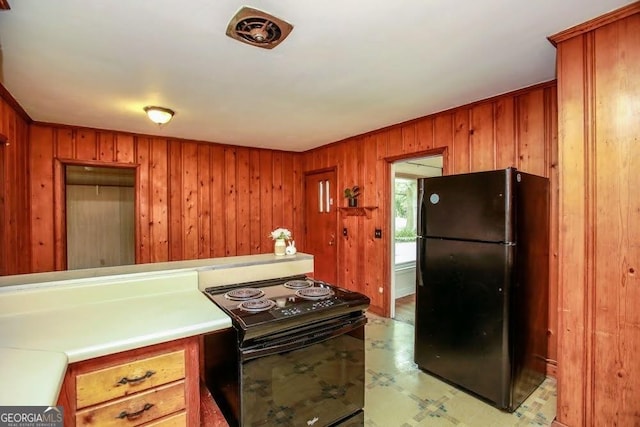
[[415, 238, 513, 409], [419, 169, 515, 243]]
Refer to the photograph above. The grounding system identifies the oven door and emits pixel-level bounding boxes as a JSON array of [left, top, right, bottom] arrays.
[[239, 314, 366, 427]]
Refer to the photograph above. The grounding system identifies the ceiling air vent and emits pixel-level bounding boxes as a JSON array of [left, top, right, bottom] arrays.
[[225, 6, 293, 49]]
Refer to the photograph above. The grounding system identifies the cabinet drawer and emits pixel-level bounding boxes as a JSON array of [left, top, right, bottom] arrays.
[[77, 350, 185, 409], [139, 411, 186, 427], [76, 380, 185, 427]]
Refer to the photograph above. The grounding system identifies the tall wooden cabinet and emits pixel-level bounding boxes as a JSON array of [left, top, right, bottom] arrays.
[[550, 3, 640, 426]]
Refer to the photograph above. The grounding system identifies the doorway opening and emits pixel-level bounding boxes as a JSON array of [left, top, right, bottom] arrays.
[[65, 165, 135, 270], [390, 155, 443, 324]]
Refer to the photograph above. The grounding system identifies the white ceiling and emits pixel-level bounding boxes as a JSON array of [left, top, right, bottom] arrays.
[[0, 1, 634, 152]]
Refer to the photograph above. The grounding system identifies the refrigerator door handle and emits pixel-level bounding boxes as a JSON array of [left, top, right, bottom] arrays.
[[417, 180, 425, 287], [417, 182, 424, 238], [416, 236, 425, 287]]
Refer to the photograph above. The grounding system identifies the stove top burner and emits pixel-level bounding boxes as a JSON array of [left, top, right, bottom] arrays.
[[225, 288, 265, 301], [238, 298, 276, 312], [283, 279, 313, 289], [295, 287, 334, 300], [203, 275, 370, 334]]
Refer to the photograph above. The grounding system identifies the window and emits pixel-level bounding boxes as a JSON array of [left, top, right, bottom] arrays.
[[394, 177, 417, 264]]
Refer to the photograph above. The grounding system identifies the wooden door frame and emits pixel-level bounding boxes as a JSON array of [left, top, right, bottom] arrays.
[[303, 167, 338, 280], [53, 158, 139, 271], [0, 140, 5, 275], [382, 148, 449, 317]]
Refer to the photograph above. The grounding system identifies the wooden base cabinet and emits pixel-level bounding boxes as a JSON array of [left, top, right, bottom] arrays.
[[57, 337, 200, 427]]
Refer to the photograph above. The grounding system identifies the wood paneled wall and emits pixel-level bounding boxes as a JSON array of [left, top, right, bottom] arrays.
[[301, 82, 559, 369], [0, 88, 31, 276], [28, 125, 304, 272], [2, 70, 558, 379], [550, 4, 640, 426]]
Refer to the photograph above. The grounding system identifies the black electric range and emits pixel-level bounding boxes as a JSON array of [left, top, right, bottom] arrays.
[[203, 275, 370, 343], [203, 275, 370, 426]]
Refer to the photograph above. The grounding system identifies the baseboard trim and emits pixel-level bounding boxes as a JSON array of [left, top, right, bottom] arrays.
[[367, 305, 384, 316]]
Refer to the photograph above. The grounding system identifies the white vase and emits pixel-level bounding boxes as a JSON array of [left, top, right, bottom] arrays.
[[274, 239, 286, 256]]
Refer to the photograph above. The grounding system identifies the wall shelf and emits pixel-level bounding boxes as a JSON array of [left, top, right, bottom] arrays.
[[339, 206, 378, 219]]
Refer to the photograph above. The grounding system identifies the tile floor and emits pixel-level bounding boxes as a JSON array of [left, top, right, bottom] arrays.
[[364, 314, 557, 427]]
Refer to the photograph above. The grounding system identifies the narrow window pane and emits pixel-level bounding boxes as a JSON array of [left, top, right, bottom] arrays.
[[325, 180, 330, 213]]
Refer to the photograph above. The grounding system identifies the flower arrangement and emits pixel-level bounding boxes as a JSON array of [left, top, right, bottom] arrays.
[[270, 228, 292, 241]]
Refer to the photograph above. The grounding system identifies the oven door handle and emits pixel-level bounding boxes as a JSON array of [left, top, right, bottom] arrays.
[[241, 315, 367, 361]]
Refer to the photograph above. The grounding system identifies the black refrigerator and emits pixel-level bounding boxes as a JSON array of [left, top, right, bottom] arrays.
[[414, 167, 549, 412]]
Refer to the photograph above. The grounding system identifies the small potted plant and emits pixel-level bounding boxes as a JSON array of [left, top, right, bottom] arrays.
[[344, 185, 361, 207]]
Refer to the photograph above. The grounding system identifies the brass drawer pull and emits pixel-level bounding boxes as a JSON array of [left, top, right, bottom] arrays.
[[116, 403, 154, 421], [116, 370, 155, 385]]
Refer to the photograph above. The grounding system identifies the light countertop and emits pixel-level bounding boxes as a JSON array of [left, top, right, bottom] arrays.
[[0, 348, 68, 406], [0, 253, 313, 288], [0, 270, 231, 407], [0, 254, 313, 407], [0, 288, 230, 363]]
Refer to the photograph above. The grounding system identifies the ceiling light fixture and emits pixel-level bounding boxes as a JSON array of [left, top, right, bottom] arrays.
[[143, 106, 175, 125]]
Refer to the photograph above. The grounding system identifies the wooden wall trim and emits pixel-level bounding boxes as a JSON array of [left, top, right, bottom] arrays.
[[302, 166, 335, 176], [54, 158, 138, 169], [545, 85, 559, 377], [381, 146, 448, 315], [53, 160, 65, 270], [53, 158, 140, 270], [555, 34, 589, 426], [582, 31, 596, 427], [383, 147, 447, 164], [548, 1, 640, 45], [0, 82, 31, 123], [1, 100, 32, 275]]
